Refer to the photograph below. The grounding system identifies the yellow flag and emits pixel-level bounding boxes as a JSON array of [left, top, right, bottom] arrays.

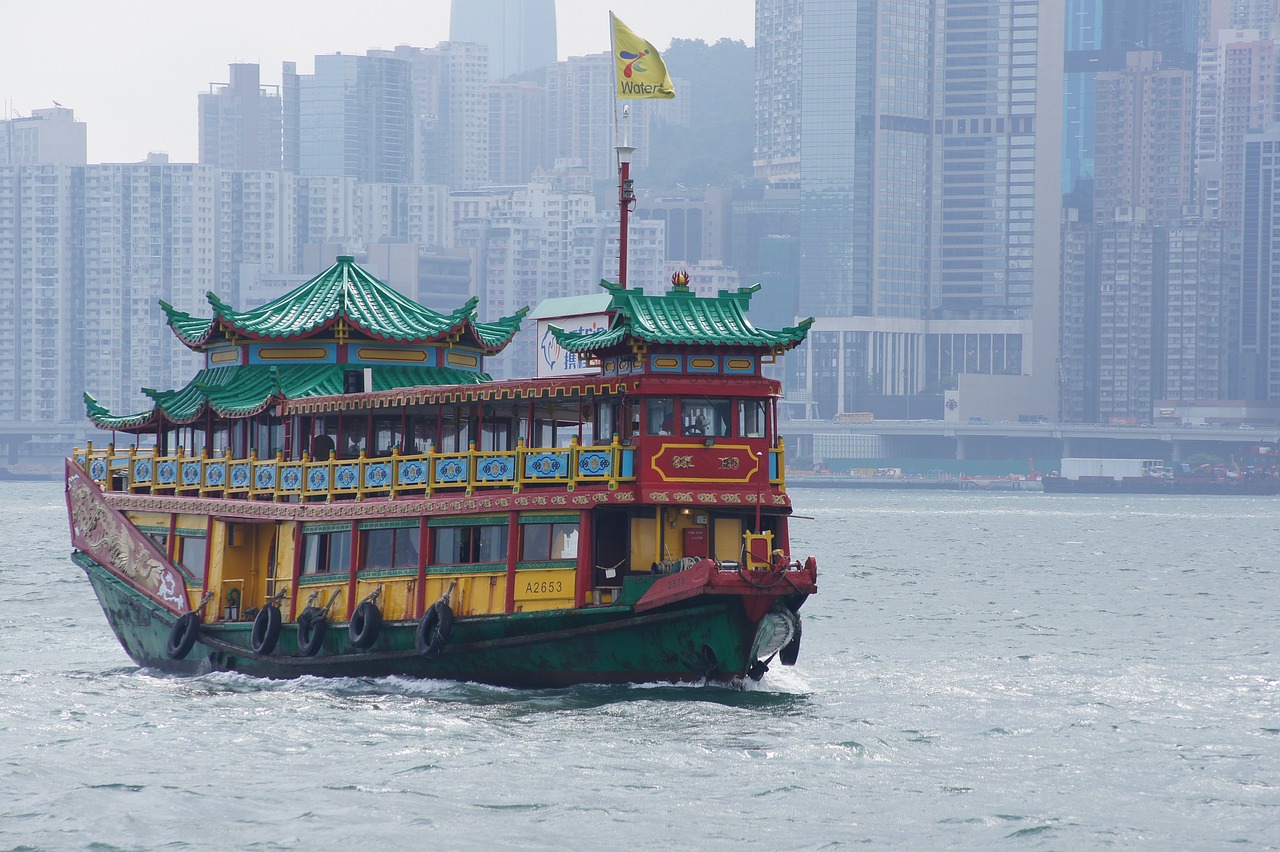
[[611, 12, 675, 99]]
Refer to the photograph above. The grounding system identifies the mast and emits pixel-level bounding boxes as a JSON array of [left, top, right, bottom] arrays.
[[616, 141, 636, 288]]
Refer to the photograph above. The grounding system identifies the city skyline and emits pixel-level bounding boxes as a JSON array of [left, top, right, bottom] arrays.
[[0, 0, 752, 165]]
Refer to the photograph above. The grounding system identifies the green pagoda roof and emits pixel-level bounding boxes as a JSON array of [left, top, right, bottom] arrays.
[[161, 256, 526, 354], [85, 364, 489, 431], [551, 278, 813, 354]]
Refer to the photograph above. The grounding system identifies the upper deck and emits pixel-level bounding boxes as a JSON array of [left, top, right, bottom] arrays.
[[75, 370, 790, 517]]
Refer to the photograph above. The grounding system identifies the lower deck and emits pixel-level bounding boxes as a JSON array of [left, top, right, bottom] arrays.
[[98, 484, 790, 629]]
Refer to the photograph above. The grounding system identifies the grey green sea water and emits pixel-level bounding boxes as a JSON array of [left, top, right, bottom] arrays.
[[1, 481, 1277, 849]]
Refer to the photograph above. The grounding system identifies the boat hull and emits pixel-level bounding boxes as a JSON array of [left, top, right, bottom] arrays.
[[75, 552, 804, 688]]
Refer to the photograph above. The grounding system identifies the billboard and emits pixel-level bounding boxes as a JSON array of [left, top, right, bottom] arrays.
[[536, 313, 610, 377]]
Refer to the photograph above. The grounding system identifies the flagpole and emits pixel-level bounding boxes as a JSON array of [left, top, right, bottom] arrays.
[[610, 13, 634, 288]]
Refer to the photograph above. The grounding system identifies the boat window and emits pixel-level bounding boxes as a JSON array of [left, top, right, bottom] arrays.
[[480, 417, 514, 452], [302, 529, 352, 574], [342, 417, 369, 458], [593, 401, 616, 445], [646, 398, 675, 435], [738, 400, 767, 438], [310, 416, 339, 460], [362, 526, 419, 571], [210, 424, 230, 456], [372, 416, 401, 457], [433, 525, 508, 565], [177, 534, 207, 578], [681, 399, 730, 437], [521, 522, 578, 561], [404, 416, 433, 455], [439, 409, 468, 453], [255, 416, 285, 459]]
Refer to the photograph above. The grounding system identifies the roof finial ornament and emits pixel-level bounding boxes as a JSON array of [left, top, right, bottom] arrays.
[[671, 270, 690, 291]]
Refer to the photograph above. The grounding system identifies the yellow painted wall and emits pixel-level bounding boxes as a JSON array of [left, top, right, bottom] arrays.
[[714, 517, 741, 562], [631, 515, 657, 571]]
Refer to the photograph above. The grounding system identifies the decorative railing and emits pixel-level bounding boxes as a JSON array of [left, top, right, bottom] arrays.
[[73, 437, 641, 502]]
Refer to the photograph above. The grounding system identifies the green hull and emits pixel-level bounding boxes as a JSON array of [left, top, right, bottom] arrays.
[[75, 553, 794, 688]]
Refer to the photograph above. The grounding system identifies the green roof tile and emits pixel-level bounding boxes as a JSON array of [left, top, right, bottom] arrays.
[[163, 256, 526, 353], [552, 279, 812, 354], [86, 364, 490, 431]]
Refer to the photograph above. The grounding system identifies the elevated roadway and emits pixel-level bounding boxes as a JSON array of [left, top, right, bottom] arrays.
[[779, 420, 1280, 463]]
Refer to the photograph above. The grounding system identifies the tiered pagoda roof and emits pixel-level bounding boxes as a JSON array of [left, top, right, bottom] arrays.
[[85, 257, 525, 431], [551, 277, 812, 356], [162, 256, 525, 352]]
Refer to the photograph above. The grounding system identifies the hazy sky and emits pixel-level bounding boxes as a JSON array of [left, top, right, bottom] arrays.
[[1, 1, 753, 164]]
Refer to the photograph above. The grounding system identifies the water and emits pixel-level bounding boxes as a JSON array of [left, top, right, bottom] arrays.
[[2, 481, 1277, 849]]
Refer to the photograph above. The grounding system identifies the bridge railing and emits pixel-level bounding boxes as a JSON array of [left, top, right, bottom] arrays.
[[72, 437, 641, 501]]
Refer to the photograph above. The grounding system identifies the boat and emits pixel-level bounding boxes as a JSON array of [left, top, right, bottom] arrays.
[[1041, 457, 1280, 495], [64, 254, 818, 687]]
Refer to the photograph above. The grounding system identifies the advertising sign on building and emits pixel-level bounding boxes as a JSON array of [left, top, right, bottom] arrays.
[[529, 294, 613, 378]]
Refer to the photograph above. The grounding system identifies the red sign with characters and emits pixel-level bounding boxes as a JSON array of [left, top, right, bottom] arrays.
[[646, 442, 763, 484]]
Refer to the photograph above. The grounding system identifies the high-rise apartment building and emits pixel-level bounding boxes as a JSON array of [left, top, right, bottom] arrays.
[[754, 0, 801, 185], [1164, 220, 1237, 401], [1195, 29, 1278, 225], [1062, 1, 1201, 210], [449, 0, 557, 81], [761, 0, 1063, 421], [1093, 51, 1195, 224], [0, 165, 81, 426], [283, 53, 413, 184], [451, 163, 664, 377], [1240, 124, 1280, 398], [0, 107, 86, 166], [375, 43, 491, 190], [199, 64, 284, 171], [545, 53, 651, 183], [80, 159, 219, 416], [489, 81, 547, 184], [1096, 217, 1162, 421]]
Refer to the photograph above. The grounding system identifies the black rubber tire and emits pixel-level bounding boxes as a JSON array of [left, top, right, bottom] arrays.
[[166, 611, 201, 660], [348, 601, 382, 650], [779, 616, 802, 666], [251, 605, 282, 655], [415, 600, 453, 657], [296, 606, 327, 657]]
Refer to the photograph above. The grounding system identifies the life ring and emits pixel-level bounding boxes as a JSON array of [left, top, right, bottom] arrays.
[[348, 600, 382, 650], [415, 599, 453, 657], [166, 611, 201, 660], [296, 606, 327, 657], [251, 605, 282, 655]]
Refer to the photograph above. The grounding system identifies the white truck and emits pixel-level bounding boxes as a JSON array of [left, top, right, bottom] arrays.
[[1058, 458, 1166, 481]]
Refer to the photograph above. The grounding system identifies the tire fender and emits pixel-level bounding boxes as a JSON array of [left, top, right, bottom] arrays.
[[251, 605, 282, 655], [415, 599, 454, 657], [296, 606, 327, 657], [166, 611, 201, 660], [348, 600, 383, 650]]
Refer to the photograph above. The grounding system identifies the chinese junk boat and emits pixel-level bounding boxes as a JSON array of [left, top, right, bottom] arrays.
[[66, 257, 818, 687]]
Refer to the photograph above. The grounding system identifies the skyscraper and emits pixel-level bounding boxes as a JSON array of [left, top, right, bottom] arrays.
[[1062, 0, 1201, 209], [1240, 124, 1280, 398], [283, 53, 413, 184], [0, 107, 86, 166], [449, 0, 557, 81], [760, 0, 1064, 420], [375, 43, 491, 190], [1195, 28, 1278, 225], [1093, 51, 1195, 224], [545, 52, 651, 183], [199, 64, 284, 172]]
